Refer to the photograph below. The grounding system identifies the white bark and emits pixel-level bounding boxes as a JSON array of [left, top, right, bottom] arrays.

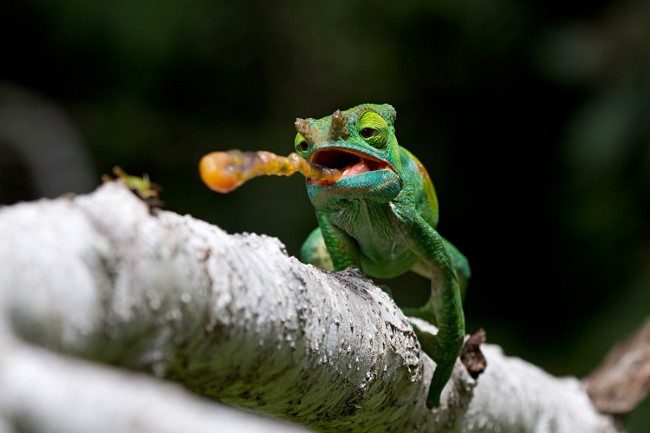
[[0, 339, 308, 433], [0, 183, 620, 433]]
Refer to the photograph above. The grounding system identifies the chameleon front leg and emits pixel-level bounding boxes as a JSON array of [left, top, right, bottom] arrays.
[[411, 237, 471, 301], [301, 222, 394, 298], [392, 205, 465, 408], [301, 212, 360, 271]]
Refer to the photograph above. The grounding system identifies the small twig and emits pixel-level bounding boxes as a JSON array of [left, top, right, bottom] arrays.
[[460, 329, 487, 379]]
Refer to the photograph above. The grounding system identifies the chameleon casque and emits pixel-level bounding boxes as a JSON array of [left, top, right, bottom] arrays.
[[294, 103, 470, 407]]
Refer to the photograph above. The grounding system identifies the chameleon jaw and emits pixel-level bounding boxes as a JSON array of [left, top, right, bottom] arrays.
[[308, 148, 394, 186]]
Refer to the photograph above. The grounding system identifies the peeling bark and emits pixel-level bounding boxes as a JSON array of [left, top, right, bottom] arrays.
[[0, 183, 627, 432]]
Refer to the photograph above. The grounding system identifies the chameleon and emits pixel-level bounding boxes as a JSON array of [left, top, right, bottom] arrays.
[[199, 103, 470, 408]]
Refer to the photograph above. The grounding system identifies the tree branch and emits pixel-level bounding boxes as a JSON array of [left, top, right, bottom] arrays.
[[0, 339, 309, 433], [0, 183, 625, 432]]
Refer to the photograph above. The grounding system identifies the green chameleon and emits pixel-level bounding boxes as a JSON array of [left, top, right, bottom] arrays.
[[295, 103, 470, 407]]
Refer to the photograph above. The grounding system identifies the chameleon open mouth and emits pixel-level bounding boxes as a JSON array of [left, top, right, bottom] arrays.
[[308, 148, 392, 185]]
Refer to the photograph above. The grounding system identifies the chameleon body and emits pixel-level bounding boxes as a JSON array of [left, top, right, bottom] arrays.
[[295, 103, 469, 407]]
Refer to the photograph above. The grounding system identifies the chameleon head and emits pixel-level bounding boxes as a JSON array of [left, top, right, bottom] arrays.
[[294, 103, 403, 207]]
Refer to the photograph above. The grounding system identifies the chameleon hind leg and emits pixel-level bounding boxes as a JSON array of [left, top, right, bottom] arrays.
[[392, 206, 465, 408]]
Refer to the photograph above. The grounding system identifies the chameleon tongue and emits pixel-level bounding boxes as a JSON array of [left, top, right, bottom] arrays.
[[341, 159, 370, 178], [199, 150, 342, 193]]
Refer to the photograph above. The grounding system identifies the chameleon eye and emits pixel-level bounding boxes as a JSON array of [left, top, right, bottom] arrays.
[[294, 133, 309, 153], [360, 127, 376, 138], [358, 111, 388, 147]]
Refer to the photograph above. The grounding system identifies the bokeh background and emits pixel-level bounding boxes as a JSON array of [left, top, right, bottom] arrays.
[[1, 0, 648, 429]]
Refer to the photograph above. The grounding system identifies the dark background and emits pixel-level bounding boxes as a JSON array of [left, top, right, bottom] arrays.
[[1, 0, 648, 429]]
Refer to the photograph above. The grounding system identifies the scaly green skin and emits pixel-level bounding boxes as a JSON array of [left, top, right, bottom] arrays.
[[295, 103, 470, 407]]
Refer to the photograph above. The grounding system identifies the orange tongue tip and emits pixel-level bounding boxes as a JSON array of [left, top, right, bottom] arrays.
[[200, 173, 241, 193], [199, 153, 243, 193]]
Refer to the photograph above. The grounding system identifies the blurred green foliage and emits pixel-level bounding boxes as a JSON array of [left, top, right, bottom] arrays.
[[1, 0, 648, 429]]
